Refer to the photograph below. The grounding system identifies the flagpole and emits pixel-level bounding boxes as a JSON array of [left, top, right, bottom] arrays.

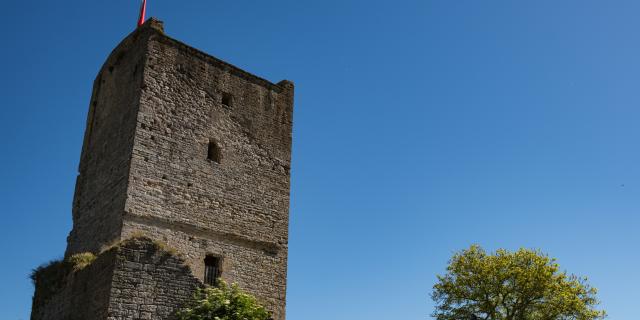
[[137, 0, 147, 27]]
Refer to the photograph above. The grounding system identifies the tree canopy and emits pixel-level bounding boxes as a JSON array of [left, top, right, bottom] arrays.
[[432, 245, 606, 320]]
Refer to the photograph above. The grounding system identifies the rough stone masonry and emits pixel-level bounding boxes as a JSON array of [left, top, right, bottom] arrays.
[[31, 18, 294, 320]]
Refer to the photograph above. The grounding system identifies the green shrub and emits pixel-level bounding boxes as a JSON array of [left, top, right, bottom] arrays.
[[177, 280, 271, 320]]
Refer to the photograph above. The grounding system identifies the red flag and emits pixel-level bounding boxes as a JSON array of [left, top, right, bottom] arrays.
[[137, 0, 147, 27]]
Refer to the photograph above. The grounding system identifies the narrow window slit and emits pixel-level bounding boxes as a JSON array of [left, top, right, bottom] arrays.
[[221, 92, 233, 107], [207, 140, 222, 164], [204, 255, 221, 286]]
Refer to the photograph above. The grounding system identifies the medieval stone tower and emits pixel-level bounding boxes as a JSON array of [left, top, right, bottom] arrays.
[[31, 19, 293, 320]]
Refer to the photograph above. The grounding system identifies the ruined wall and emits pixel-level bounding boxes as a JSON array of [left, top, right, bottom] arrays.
[[107, 238, 201, 320], [31, 251, 116, 320], [32, 237, 201, 320]]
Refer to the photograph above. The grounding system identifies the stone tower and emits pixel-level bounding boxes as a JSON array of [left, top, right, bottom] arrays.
[[31, 19, 293, 320]]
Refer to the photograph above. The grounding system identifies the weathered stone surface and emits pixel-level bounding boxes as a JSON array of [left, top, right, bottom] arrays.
[[31, 251, 115, 320], [32, 238, 201, 320], [107, 238, 202, 320], [33, 17, 293, 320]]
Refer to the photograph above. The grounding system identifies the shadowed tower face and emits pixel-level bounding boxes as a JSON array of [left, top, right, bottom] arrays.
[[65, 19, 294, 319]]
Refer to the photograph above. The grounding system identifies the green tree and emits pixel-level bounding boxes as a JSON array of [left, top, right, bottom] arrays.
[[432, 245, 606, 320], [177, 280, 271, 320]]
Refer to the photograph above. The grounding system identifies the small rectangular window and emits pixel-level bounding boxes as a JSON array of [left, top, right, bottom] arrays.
[[221, 92, 233, 107], [204, 255, 221, 286], [207, 140, 222, 164]]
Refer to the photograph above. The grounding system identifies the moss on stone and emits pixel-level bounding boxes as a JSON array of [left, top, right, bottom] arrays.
[[100, 233, 182, 257]]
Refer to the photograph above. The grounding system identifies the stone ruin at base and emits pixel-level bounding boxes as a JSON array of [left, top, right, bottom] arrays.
[[30, 18, 294, 320]]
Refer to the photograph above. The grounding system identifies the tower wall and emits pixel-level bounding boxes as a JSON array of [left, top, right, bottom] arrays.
[[66, 22, 165, 256], [120, 28, 293, 318], [55, 18, 293, 319]]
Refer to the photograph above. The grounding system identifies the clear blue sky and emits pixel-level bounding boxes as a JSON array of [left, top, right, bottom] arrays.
[[1, 1, 638, 319]]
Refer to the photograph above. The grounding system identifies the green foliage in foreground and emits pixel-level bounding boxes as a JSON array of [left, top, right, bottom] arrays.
[[177, 280, 271, 320], [432, 245, 606, 320]]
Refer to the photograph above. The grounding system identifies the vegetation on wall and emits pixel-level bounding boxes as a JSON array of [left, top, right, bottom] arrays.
[[30, 252, 97, 305], [177, 280, 271, 320], [30, 233, 174, 306], [432, 245, 606, 320], [32, 234, 268, 319], [97, 232, 182, 259]]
